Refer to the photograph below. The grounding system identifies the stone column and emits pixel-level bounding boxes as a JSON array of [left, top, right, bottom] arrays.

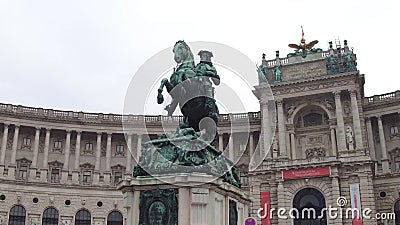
[[249, 132, 254, 158], [377, 116, 390, 173], [74, 131, 81, 170], [0, 123, 9, 165], [228, 133, 234, 160], [10, 125, 20, 165], [125, 133, 132, 174], [72, 131, 81, 184], [42, 129, 51, 168], [365, 117, 376, 160], [40, 128, 51, 181], [330, 174, 343, 224], [334, 91, 346, 152], [179, 188, 190, 225], [136, 134, 142, 161], [95, 132, 102, 170], [93, 132, 102, 184], [330, 126, 337, 157], [61, 130, 71, 184], [31, 127, 41, 168], [350, 90, 363, 149], [359, 173, 376, 224], [8, 125, 19, 179], [106, 132, 112, 171], [277, 181, 286, 224], [63, 130, 71, 170], [285, 132, 291, 159], [290, 131, 296, 160], [276, 99, 287, 157], [218, 133, 223, 151], [104, 132, 112, 185], [30, 127, 41, 180], [261, 101, 272, 160]]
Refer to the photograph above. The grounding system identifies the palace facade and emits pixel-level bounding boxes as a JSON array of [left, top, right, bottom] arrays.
[[0, 39, 399, 225]]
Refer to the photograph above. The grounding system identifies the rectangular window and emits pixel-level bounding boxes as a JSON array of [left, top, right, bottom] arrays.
[[23, 137, 31, 146], [54, 140, 63, 149], [82, 171, 92, 185], [85, 143, 93, 151], [240, 175, 248, 187], [18, 166, 28, 180], [116, 145, 124, 155], [114, 171, 123, 186], [50, 169, 60, 183], [391, 126, 399, 135], [395, 157, 400, 173]]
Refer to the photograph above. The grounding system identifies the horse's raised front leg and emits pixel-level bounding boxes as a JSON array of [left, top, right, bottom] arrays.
[[157, 78, 169, 104]]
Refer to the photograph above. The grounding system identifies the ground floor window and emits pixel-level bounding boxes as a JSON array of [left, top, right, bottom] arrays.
[[75, 209, 91, 225], [107, 210, 123, 225], [8, 205, 26, 225], [394, 200, 400, 224], [42, 207, 59, 225]]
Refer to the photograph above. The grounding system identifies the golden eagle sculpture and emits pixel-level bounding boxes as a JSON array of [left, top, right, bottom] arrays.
[[288, 26, 319, 51]]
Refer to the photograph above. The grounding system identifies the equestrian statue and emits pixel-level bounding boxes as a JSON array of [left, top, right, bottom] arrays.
[[133, 41, 240, 188]]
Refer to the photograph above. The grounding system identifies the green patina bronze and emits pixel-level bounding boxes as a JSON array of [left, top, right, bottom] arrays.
[[133, 41, 241, 188], [273, 65, 282, 82], [258, 65, 268, 84], [138, 189, 178, 225]]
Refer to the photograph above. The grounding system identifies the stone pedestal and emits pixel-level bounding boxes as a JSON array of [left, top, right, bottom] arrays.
[[118, 173, 250, 225]]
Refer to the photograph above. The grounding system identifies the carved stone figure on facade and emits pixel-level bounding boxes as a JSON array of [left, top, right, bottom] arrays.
[[257, 65, 268, 85], [346, 126, 354, 150], [321, 98, 335, 112], [273, 65, 282, 82], [343, 101, 351, 115], [286, 103, 296, 119]]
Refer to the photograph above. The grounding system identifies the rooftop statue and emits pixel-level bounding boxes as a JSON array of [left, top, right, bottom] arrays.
[[133, 41, 240, 188]]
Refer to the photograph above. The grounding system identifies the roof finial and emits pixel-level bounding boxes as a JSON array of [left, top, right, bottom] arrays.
[[301, 25, 304, 39]]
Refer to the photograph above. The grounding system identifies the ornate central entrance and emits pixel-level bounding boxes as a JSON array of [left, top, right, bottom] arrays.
[[293, 188, 327, 225]]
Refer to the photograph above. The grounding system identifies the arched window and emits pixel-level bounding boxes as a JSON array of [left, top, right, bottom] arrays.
[[75, 209, 91, 225], [107, 211, 123, 225], [293, 188, 327, 225], [303, 113, 323, 127], [8, 205, 26, 225], [394, 200, 400, 224], [42, 207, 59, 225]]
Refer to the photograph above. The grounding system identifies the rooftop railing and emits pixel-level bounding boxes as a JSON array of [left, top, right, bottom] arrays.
[[0, 103, 260, 124], [364, 90, 400, 105]]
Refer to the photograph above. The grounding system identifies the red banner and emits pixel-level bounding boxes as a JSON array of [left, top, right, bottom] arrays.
[[282, 167, 330, 179], [350, 183, 363, 225], [260, 192, 271, 225]]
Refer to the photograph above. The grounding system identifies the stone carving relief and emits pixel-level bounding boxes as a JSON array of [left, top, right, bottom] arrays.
[[70, 142, 76, 154], [306, 147, 326, 159], [320, 98, 335, 113], [343, 101, 351, 116], [274, 80, 353, 95], [38, 137, 45, 153], [101, 143, 107, 157], [285, 103, 296, 120], [6, 137, 12, 150]]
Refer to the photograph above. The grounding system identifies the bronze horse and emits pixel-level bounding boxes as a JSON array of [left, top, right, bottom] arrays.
[[157, 41, 219, 144]]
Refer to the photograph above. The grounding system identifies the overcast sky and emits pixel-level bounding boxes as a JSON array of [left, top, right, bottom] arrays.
[[0, 0, 399, 114]]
